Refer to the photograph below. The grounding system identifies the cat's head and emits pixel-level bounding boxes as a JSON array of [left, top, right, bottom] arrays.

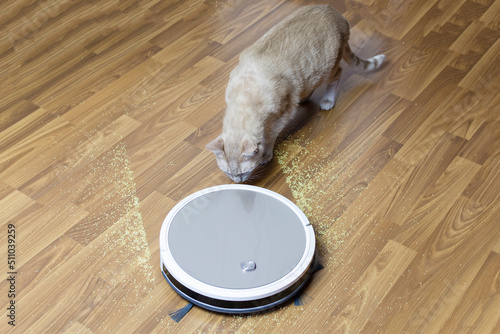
[[206, 135, 270, 183]]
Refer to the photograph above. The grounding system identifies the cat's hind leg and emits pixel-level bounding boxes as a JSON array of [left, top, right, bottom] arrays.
[[299, 92, 313, 103], [299, 93, 312, 103], [320, 67, 342, 110]]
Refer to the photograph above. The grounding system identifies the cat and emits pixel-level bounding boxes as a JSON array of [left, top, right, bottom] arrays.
[[206, 5, 385, 183]]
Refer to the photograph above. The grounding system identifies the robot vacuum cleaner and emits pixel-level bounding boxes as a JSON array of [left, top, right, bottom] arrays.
[[159, 184, 316, 314]]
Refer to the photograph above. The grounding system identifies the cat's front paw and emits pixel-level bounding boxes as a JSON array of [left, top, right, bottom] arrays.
[[260, 157, 272, 165], [320, 98, 336, 110], [260, 153, 273, 165]]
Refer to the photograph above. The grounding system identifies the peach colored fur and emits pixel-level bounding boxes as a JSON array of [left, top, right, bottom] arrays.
[[207, 5, 385, 183]]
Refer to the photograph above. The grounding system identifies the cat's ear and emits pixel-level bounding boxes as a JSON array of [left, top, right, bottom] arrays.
[[206, 136, 224, 155], [242, 140, 259, 157]]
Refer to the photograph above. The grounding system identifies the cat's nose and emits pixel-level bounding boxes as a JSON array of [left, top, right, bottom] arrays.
[[239, 172, 252, 183]]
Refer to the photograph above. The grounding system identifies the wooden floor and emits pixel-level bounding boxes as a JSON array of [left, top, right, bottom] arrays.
[[1, 0, 499, 332]]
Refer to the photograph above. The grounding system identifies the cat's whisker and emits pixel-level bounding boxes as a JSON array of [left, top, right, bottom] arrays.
[[245, 163, 272, 183]]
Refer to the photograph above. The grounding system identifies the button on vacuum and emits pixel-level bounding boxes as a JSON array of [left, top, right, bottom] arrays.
[[241, 260, 256, 271]]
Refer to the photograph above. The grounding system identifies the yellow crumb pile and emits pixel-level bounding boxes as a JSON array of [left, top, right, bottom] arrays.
[[274, 133, 360, 266]]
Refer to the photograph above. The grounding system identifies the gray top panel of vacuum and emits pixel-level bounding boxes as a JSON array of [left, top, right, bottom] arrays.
[[167, 187, 308, 289]]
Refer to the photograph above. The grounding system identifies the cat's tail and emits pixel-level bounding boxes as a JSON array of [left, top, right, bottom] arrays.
[[342, 42, 385, 72]]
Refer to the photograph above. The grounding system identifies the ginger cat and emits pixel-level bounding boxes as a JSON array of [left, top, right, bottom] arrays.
[[207, 5, 385, 183]]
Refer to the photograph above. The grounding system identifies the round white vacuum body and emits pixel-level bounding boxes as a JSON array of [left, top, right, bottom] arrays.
[[159, 185, 316, 313]]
